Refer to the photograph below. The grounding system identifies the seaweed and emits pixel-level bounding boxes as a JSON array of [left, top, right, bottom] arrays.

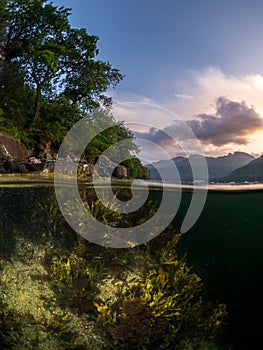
[[94, 233, 227, 349]]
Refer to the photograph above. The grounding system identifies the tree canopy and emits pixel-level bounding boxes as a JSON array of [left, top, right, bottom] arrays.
[[0, 0, 123, 122], [0, 0, 149, 178]]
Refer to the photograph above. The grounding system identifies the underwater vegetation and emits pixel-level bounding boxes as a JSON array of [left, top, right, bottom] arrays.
[[0, 186, 227, 349], [95, 234, 227, 349]]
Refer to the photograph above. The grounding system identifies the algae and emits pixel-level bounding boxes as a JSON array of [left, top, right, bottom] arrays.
[[0, 185, 227, 349]]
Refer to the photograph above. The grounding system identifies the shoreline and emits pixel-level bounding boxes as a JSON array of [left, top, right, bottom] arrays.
[[1, 174, 263, 191]]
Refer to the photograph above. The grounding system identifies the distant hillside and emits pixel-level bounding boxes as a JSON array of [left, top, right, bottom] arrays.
[[146, 152, 255, 183], [206, 152, 255, 179], [225, 155, 263, 182]]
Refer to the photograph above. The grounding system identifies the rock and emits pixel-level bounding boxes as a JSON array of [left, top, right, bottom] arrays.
[[25, 161, 44, 172], [29, 157, 42, 164], [17, 163, 28, 173], [0, 143, 13, 161], [0, 164, 6, 173], [43, 160, 55, 173], [0, 132, 32, 161], [78, 162, 96, 179], [95, 155, 127, 178], [113, 165, 127, 178], [66, 155, 73, 163], [0, 133, 57, 175], [45, 152, 53, 161], [4, 160, 17, 173], [34, 137, 53, 159], [0, 133, 127, 178]]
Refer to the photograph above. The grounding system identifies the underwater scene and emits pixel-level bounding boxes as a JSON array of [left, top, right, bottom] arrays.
[[0, 177, 262, 350]]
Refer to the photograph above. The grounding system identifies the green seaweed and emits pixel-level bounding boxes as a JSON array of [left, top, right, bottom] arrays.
[[50, 255, 73, 292], [95, 234, 227, 349]]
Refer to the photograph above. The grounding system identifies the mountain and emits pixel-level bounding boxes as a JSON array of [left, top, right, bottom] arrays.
[[206, 152, 255, 179], [146, 152, 255, 183], [225, 155, 263, 182]]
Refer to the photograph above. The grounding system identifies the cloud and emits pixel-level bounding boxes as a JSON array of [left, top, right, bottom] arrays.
[[156, 67, 263, 125], [132, 96, 263, 162], [186, 96, 263, 146], [112, 67, 263, 157], [134, 127, 173, 145], [174, 93, 193, 100], [133, 127, 197, 162]]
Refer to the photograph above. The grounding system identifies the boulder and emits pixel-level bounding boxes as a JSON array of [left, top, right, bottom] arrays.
[[95, 155, 127, 178], [0, 133, 32, 161], [113, 165, 127, 178], [0, 143, 13, 161], [34, 137, 54, 160], [0, 133, 127, 178]]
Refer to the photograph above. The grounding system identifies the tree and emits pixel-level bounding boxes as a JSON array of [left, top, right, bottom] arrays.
[[82, 109, 139, 163], [0, 0, 123, 124], [0, 1, 148, 179], [8, 0, 70, 121], [0, 0, 70, 122], [61, 28, 123, 111], [0, 0, 36, 129]]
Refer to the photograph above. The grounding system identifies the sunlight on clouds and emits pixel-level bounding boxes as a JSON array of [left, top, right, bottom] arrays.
[[111, 102, 206, 163], [164, 67, 263, 121], [191, 67, 263, 118], [245, 74, 263, 92], [111, 67, 263, 158]]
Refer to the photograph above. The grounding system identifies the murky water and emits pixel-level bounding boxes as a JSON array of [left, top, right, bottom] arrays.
[[0, 176, 262, 349]]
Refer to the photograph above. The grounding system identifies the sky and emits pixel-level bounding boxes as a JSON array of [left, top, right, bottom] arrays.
[[53, 0, 263, 161]]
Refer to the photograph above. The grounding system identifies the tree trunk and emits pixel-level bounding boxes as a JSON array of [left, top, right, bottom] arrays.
[[34, 84, 42, 122]]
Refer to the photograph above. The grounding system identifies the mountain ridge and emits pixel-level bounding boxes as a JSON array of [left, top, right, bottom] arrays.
[[225, 155, 263, 182], [146, 151, 259, 183]]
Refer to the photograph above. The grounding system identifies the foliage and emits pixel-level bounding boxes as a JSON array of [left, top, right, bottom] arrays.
[[43, 250, 108, 317], [122, 157, 150, 179], [95, 234, 227, 349], [1, 0, 122, 136], [0, 0, 122, 120], [81, 109, 139, 165], [0, 1, 147, 178]]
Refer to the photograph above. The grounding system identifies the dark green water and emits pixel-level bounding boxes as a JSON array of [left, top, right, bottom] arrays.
[[0, 179, 262, 349], [175, 189, 263, 350]]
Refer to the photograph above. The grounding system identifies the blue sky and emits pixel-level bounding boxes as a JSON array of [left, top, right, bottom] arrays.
[[53, 0, 263, 159]]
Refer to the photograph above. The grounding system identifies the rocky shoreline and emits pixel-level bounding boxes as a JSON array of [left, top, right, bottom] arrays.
[[0, 132, 127, 179]]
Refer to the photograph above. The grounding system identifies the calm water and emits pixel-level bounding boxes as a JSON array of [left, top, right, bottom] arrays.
[[0, 177, 262, 349], [174, 187, 263, 349]]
